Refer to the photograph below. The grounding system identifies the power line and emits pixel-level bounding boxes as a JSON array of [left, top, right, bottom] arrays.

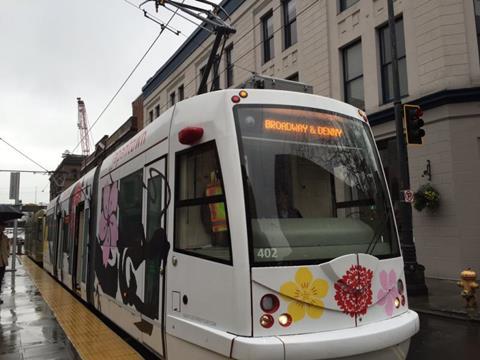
[[71, 0, 185, 154], [0, 169, 49, 174], [154, 1, 318, 114], [123, 0, 186, 35], [0, 137, 50, 173]]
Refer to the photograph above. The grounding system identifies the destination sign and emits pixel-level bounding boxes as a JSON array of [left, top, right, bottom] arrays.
[[263, 119, 343, 138]]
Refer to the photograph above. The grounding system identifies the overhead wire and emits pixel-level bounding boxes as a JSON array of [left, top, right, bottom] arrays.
[[0, 137, 50, 173], [153, 0, 319, 114], [123, 0, 185, 35], [71, 0, 186, 154]]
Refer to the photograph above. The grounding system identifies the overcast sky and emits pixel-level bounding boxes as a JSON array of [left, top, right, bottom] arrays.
[[0, 0, 215, 205]]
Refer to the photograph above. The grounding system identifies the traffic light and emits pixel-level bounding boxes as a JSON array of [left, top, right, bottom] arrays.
[[404, 104, 425, 144]]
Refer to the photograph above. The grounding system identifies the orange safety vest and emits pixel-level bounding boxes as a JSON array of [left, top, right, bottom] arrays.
[[206, 182, 227, 233]]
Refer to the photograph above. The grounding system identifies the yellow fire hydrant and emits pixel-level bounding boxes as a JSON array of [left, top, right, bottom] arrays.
[[457, 268, 479, 308]]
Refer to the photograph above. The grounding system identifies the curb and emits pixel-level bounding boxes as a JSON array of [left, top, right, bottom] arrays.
[[411, 307, 480, 323]]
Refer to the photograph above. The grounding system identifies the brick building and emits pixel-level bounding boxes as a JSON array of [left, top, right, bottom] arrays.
[[141, 0, 480, 279], [49, 153, 85, 200]]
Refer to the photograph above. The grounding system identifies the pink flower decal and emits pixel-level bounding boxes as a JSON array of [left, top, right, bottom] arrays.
[[377, 270, 399, 316], [99, 182, 118, 267], [334, 265, 373, 317]]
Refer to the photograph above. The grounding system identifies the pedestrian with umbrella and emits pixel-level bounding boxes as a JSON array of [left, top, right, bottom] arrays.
[[0, 204, 23, 304], [0, 221, 10, 304]]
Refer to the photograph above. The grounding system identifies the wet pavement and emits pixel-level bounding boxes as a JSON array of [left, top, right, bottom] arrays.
[[409, 277, 480, 321], [2, 257, 480, 360], [408, 312, 480, 359], [0, 258, 79, 360]]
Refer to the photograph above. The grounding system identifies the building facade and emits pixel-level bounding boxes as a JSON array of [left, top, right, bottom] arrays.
[[49, 154, 85, 200], [141, 0, 480, 279]]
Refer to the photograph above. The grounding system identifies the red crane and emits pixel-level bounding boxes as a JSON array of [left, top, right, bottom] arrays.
[[77, 97, 92, 156]]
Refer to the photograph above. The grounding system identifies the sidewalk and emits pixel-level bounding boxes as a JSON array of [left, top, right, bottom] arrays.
[[409, 277, 480, 322], [0, 257, 79, 360]]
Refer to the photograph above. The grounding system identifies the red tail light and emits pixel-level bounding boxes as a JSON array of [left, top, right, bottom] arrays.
[[260, 314, 274, 328], [178, 127, 204, 145], [260, 294, 280, 313]]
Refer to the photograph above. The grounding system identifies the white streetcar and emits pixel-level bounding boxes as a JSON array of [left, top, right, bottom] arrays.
[[44, 89, 419, 359]]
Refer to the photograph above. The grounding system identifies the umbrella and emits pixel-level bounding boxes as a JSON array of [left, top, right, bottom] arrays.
[[0, 204, 23, 223]]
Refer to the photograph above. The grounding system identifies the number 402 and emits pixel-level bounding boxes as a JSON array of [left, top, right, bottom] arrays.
[[257, 248, 278, 259]]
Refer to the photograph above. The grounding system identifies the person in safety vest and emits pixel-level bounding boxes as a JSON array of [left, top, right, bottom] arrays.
[[205, 171, 228, 246]]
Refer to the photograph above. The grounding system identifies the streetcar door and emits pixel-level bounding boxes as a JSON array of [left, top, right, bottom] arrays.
[[72, 202, 85, 294], [166, 141, 238, 358], [141, 156, 169, 356]]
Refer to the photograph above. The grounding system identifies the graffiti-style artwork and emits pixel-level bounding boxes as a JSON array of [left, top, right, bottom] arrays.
[[95, 182, 119, 298], [279, 267, 328, 322], [94, 165, 171, 333], [334, 265, 373, 318], [377, 270, 399, 316], [99, 182, 119, 267]]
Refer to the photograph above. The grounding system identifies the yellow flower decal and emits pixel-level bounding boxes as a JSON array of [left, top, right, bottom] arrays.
[[279, 267, 328, 322]]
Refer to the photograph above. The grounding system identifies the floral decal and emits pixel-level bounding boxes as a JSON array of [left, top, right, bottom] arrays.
[[377, 270, 399, 316], [99, 182, 118, 267], [279, 267, 328, 322], [334, 265, 373, 317]]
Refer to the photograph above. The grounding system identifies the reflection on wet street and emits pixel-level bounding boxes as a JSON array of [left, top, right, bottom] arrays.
[[0, 258, 78, 360]]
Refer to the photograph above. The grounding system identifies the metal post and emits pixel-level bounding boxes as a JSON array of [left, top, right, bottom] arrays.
[[12, 217, 17, 272], [387, 0, 427, 295]]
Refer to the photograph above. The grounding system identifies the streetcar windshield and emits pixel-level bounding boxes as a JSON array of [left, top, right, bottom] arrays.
[[234, 105, 400, 265]]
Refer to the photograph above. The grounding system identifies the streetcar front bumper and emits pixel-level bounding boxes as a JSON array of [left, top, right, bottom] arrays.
[[232, 310, 419, 360]]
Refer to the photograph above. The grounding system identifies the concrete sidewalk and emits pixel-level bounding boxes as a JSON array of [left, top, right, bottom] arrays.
[[409, 277, 480, 322], [0, 258, 79, 360]]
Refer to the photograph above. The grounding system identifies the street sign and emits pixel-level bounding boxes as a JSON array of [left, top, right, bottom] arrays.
[[402, 190, 414, 203], [9, 172, 20, 200]]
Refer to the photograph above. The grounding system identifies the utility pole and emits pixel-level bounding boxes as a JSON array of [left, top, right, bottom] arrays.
[[387, 0, 427, 295], [9, 172, 20, 274]]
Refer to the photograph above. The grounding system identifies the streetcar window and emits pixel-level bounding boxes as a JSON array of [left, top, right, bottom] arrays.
[[235, 105, 400, 265], [118, 169, 143, 247], [174, 141, 232, 264]]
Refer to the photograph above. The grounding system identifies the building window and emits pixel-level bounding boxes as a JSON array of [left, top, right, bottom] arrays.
[[283, 0, 297, 49], [262, 10, 274, 63], [170, 91, 176, 107], [225, 44, 234, 87], [212, 57, 220, 91], [475, 0, 480, 58], [339, 0, 360, 12], [149, 110, 153, 123], [155, 104, 160, 118], [199, 65, 207, 93], [342, 40, 364, 109], [286, 72, 299, 82], [175, 141, 232, 264], [178, 84, 184, 101], [379, 18, 408, 103]]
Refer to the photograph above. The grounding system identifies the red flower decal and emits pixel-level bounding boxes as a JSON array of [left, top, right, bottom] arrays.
[[334, 265, 373, 317]]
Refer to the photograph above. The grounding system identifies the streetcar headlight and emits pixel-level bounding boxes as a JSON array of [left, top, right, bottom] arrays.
[[397, 279, 404, 295], [394, 297, 401, 308], [260, 294, 280, 313], [239, 90, 248, 98], [278, 313, 292, 327], [260, 314, 274, 328]]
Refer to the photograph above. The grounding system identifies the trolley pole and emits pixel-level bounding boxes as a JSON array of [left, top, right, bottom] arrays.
[[387, 0, 427, 295]]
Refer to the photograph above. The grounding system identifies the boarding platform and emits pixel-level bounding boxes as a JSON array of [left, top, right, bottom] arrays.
[[0, 256, 143, 360]]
